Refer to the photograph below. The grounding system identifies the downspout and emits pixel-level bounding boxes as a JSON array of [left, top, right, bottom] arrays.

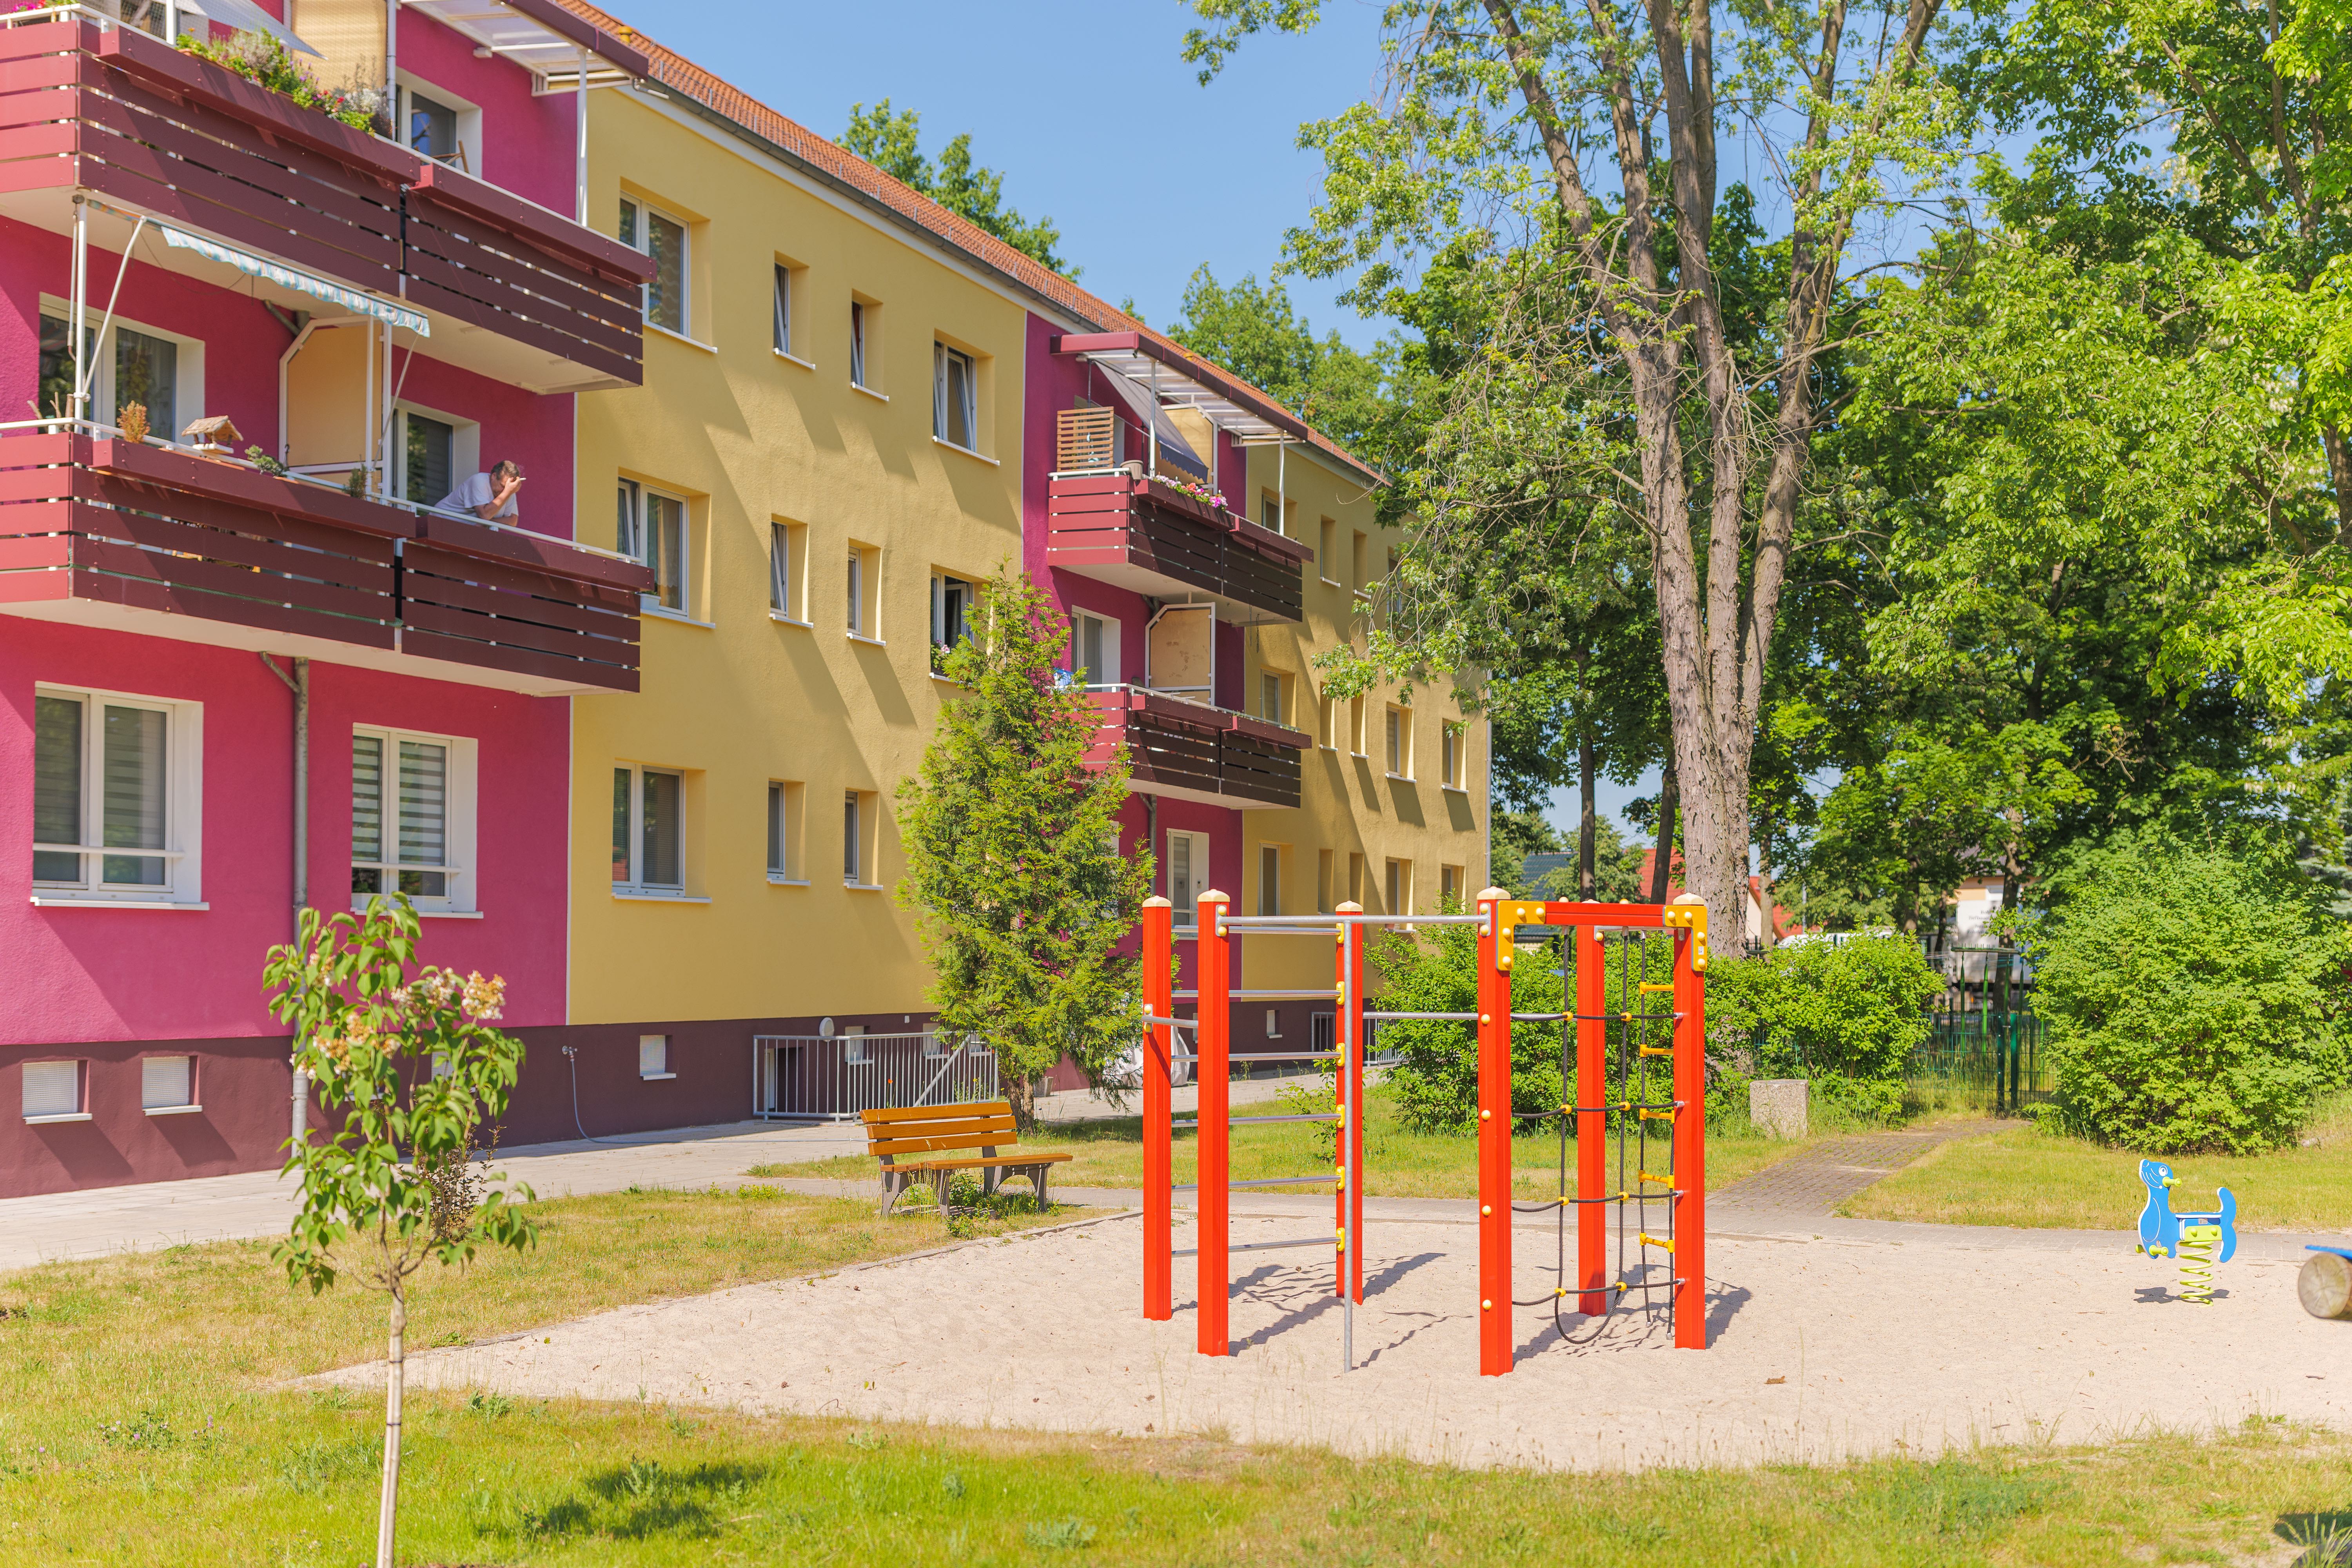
[[575, 50, 589, 225], [262, 654, 310, 1143]]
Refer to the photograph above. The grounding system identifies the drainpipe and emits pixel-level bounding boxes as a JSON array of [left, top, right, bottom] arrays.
[[575, 50, 589, 225], [262, 654, 310, 1144]]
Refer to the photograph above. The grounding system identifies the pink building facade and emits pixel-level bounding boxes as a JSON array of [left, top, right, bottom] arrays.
[[0, 2, 651, 1196]]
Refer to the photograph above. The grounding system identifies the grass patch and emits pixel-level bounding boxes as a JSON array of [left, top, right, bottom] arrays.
[[0, 1182, 2345, 1563], [1843, 1095, 2352, 1231], [774, 1085, 1824, 1199]]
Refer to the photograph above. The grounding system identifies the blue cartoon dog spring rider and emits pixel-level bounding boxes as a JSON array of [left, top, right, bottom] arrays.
[[2136, 1159, 2236, 1305]]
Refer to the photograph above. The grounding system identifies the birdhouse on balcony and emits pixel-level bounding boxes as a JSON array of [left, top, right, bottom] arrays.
[[179, 415, 242, 453]]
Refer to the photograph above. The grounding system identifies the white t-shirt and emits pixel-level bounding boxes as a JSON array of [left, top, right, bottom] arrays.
[[439, 471, 518, 519]]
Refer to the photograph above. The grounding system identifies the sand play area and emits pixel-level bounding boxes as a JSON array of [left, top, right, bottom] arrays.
[[327, 1205, 2350, 1472]]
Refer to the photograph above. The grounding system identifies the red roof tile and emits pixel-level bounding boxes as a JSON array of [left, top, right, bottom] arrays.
[[545, 0, 1382, 486]]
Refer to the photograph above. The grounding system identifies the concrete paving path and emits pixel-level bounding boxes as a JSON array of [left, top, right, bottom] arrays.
[[1706, 1120, 2031, 1216], [0, 1072, 1317, 1274]]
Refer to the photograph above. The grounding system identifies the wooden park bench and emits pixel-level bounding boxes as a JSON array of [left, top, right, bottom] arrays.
[[860, 1100, 1071, 1217]]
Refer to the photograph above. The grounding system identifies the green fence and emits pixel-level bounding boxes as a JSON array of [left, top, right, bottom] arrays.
[[1910, 1009, 2048, 1112]]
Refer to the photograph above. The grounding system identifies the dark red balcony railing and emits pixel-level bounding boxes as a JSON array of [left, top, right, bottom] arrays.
[[0, 20, 653, 387], [1085, 687, 1310, 810], [1047, 472, 1310, 626], [0, 433, 652, 693]]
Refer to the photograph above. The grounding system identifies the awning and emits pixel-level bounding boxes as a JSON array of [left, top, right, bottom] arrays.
[[1053, 332, 1311, 444], [401, 0, 650, 87], [182, 0, 322, 56], [1098, 364, 1208, 480], [157, 225, 430, 336]]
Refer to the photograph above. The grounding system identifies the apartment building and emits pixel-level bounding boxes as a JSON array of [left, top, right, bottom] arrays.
[[0, 0, 653, 1196], [0, 0, 1486, 1192]]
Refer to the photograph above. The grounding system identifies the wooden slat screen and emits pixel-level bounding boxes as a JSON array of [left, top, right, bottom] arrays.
[[1056, 406, 1118, 473]]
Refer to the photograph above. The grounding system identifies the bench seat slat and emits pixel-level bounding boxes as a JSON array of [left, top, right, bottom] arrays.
[[864, 1115, 1015, 1145], [894, 1152, 1073, 1172], [861, 1100, 1013, 1125], [870, 1133, 1021, 1158]]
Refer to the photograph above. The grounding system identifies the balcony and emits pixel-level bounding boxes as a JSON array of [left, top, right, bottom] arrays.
[[1085, 686, 1310, 810], [0, 431, 652, 693], [0, 17, 653, 391], [1047, 470, 1311, 626]]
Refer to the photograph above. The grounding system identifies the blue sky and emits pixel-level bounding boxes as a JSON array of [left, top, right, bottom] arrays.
[[621, 0, 1393, 351]]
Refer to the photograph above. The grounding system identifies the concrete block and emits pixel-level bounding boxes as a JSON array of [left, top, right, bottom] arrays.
[[1751, 1078, 1808, 1140]]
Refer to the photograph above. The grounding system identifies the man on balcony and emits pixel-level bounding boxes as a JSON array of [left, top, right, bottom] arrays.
[[440, 459, 525, 522]]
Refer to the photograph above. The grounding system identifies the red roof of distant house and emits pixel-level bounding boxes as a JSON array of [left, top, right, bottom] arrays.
[[547, 1, 1385, 487], [1635, 850, 1812, 942]]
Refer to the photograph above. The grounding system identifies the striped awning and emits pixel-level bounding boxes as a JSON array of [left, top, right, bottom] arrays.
[[156, 226, 430, 336]]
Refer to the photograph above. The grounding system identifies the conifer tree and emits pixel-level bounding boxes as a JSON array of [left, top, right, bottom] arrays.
[[897, 564, 1147, 1130]]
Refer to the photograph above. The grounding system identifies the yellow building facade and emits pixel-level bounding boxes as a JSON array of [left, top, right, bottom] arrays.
[[549, 2, 1488, 1122]]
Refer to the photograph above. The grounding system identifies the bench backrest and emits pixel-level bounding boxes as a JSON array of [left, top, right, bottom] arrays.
[[861, 1100, 1017, 1163]]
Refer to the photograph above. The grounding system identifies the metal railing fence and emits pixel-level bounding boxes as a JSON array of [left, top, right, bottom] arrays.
[[751, 1032, 999, 1122]]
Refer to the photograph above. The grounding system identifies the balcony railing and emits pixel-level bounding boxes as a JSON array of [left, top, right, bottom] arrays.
[[1085, 686, 1310, 810], [0, 429, 653, 692], [0, 16, 653, 389], [1046, 470, 1310, 626]]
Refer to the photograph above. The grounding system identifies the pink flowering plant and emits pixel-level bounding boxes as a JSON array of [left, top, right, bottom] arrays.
[[1151, 470, 1229, 512], [263, 895, 534, 1568]]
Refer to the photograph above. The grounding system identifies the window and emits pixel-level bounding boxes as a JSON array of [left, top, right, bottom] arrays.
[[142, 1054, 196, 1113], [612, 766, 685, 893], [33, 687, 199, 903], [1386, 705, 1411, 777], [352, 727, 475, 911], [1311, 1013, 1335, 1054], [1319, 518, 1339, 583], [22, 1060, 82, 1122], [1322, 692, 1340, 750], [1352, 530, 1369, 595], [842, 1024, 870, 1064], [1442, 722, 1464, 788], [1258, 844, 1281, 917], [401, 410, 455, 506], [639, 1035, 673, 1080], [1386, 857, 1410, 917], [1259, 671, 1287, 726], [1347, 851, 1365, 907], [1072, 610, 1118, 686], [1317, 848, 1334, 913], [931, 572, 974, 662], [849, 299, 871, 388], [1265, 1008, 1281, 1039], [1167, 830, 1209, 927], [39, 312, 191, 435], [933, 343, 977, 450], [616, 478, 688, 614], [619, 196, 687, 335], [1349, 696, 1366, 756], [846, 542, 880, 637], [1261, 493, 1281, 533], [407, 88, 458, 162], [1441, 864, 1463, 906], [772, 263, 793, 357], [767, 781, 803, 881], [843, 789, 878, 886], [768, 521, 804, 619]]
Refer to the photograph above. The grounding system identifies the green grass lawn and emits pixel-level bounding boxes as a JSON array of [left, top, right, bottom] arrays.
[[773, 1085, 1823, 1200], [2, 1181, 2348, 1565], [1844, 1096, 2352, 1232]]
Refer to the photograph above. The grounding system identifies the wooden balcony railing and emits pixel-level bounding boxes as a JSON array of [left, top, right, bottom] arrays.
[[1046, 472, 1311, 626], [0, 434, 652, 693], [1085, 687, 1309, 809], [0, 20, 653, 387]]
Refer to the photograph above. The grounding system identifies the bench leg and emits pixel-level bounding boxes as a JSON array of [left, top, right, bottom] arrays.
[[878, 1169, 903, 1219]]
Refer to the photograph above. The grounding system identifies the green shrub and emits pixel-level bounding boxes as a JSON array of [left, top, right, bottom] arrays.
[[2026, 837, 2352, 1153], [1706, 933, 1944, 1121], [1372, 918, 1569, 1134]]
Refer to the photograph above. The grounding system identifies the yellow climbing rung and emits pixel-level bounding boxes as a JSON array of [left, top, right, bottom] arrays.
[[1638, 983, 1675, 993], [1638, 1232, 1674, 1252], [1636, 1170, 1673, 1185], [1639, 1046, 1673, 1056], [1639, 1107, 1675, 1120]]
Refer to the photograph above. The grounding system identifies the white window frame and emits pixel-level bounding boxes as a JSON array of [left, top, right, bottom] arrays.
[[933, 341, 978, 451], [639, 1034, 674, 1080], [350, 724, 477, 915], [616, 477, 692, 617], [771, 262, 793, 358], [141, 1053, 199, 1114], [1441, 722, 1464, 789], [1167, 829, 1209, 929], [849, 300, 869, 387], [930, 571, 975, 656], [618, 195, 689, 336], [38, 296, 205, 436], [1071, 609, 1120, 687], [843, 789, 880, 888], [612, 764, 688, 895], [392, 403, 480, 508], [1386, 704, 1413, 779], [22, 1058, 86, 1123], [31, 683, 203, 907], [767, 780, 804, 884]]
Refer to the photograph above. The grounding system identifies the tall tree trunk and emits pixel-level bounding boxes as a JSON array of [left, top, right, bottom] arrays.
[[1007, 1070, 1037, 1134], [1649, 743, 1679, 904], [377, 1286, 406, 1568], [1577, 735, 1597, 902]]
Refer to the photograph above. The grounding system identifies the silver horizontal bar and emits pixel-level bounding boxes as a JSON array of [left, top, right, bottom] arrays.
[[1230, 989, 1341, 1000], [1143, 1014, 1198, 1030], [1232, 1113, 1339, 1126], [1171, 1174, 1338, 1191], [1226, 1051, 1339, 1062], [1365, 1011, 1476, 1021], [1174, 1235, 1332, 1257]]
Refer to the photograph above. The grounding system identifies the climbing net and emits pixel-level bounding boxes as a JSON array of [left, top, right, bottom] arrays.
[[1514, 928, 1687, 1342]]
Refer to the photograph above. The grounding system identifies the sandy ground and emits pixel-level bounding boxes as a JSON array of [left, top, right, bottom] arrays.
[[323, 1210, 2352, 1472]]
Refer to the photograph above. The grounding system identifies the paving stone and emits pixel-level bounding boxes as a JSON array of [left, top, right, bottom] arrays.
[[1710, 1120, 2027, 1216]]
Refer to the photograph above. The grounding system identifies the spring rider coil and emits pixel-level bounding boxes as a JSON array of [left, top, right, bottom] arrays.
[[2136, 1158, 2236, 1305]]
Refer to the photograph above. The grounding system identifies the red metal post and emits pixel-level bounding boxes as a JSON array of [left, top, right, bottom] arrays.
[[1575, 920, 1608, 1315], [1343, 910, 1367, 1303], [1142, 896, 1173, 1321], [1672, 905, 1709, 1349], [1332, 904, 1352, 1298], [1477, 887, 1513, 1376], [1196, 889, 1231, 1357]]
